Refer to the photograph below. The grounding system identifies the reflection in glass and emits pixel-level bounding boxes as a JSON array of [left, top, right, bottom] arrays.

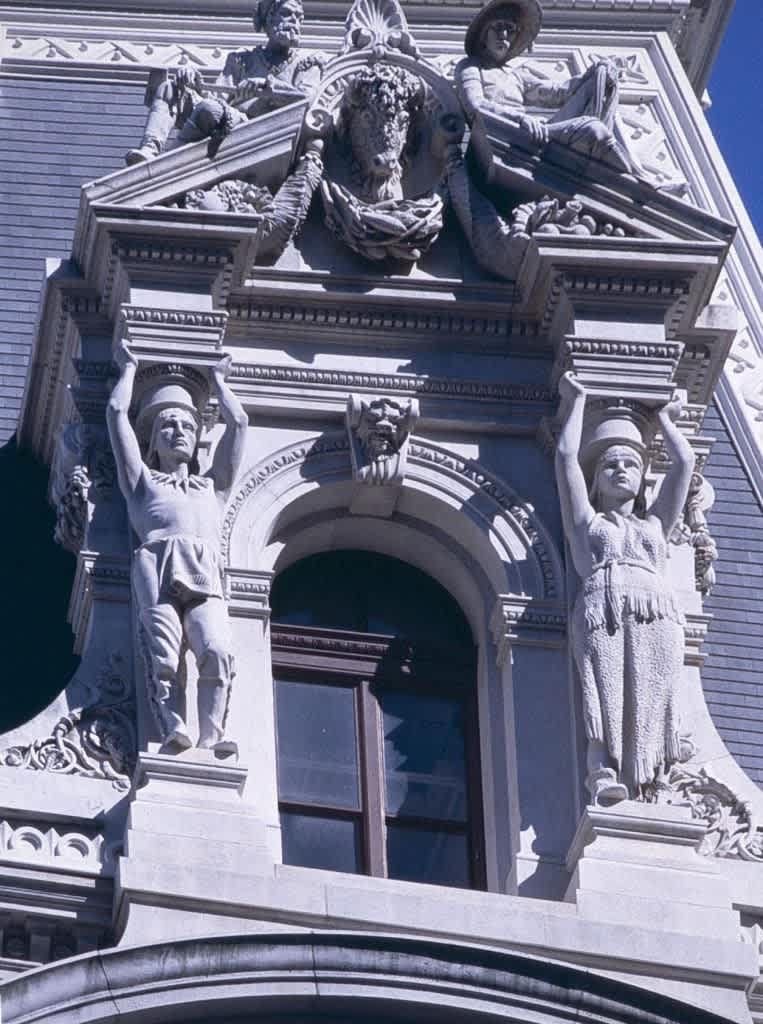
[[276, 680, 360, 809], [281, 811, 361, 873], [382, 691, 467, 821], [386, 823, 470, 887]]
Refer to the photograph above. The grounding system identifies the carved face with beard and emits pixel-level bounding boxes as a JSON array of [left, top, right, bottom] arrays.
[[262, 0, 304, 52]]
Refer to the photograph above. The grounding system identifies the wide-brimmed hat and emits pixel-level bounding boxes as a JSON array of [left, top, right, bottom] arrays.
[[464, 0, 542, 62]]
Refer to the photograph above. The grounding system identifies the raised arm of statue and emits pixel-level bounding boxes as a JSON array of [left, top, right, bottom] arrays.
[[208, 354, 248, 498], [554, 371, 595, 577], [648, 395, 696, 537], [106, 342, 144, 496]]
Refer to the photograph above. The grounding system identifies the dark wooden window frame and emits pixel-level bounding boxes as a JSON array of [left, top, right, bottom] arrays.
[[272, 623, 486, 889]]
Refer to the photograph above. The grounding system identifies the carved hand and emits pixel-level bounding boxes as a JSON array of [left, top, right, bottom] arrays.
[[175, 66, 204, 92], [518, 114, 548, 145], [558, 370, 585, 405], [211, 353, 233, 389], [113, 340, 138, 372], [657, 392, 684, 424]]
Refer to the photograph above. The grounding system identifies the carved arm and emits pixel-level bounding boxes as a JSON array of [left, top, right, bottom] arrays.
[[106, 342, 143, 496], [649, 396, 696, 537], [209, 354, 248, 498]]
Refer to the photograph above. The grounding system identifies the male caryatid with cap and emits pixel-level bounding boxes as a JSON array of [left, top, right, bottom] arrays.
[[126, 0, 325, 164], [455, 0, 633, 173], [107, 345, 248, 755]]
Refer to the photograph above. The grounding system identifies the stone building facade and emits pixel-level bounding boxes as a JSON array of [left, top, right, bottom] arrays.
[[1, 0, 762, 1021]]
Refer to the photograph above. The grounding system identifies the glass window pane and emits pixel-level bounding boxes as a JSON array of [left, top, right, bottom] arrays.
[[276, 680, 360, 809], [386, 823, 470, 887], [381, 691, 467, 821], [281, 811, 361, 874]]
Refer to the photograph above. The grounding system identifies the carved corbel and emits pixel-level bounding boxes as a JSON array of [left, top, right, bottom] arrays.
[[346, 394, 419, 486]]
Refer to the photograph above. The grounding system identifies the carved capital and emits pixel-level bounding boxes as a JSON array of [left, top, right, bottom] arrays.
[[117, 304, 228, 366], [552, 335, 681, 406], [490, 595, 566, 660], [225, 569, 273, 621]]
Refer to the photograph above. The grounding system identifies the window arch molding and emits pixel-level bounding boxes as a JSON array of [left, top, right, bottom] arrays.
[[223, 433, 564, 610], [223, 434, 571, 892]]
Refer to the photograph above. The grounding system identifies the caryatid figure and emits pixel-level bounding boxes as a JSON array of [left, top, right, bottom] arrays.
[[555, 373, 695, 804], [107, 345, 248, 754], [455, 0, 633, 173], [126, 0, 325, 164]]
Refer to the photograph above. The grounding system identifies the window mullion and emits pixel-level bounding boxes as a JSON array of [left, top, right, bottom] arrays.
[[359, 678, 386, 877]]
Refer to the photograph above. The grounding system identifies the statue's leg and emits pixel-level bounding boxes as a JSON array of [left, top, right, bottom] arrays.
[[138, 603, 192, 750], [133, 545, 192, 749], [184, 597, 236, 755], [174, 98, 247, 148], [126, 78, 176, 165]]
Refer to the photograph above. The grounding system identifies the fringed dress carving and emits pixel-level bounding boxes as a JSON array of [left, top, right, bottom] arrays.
[[572, 510, 684, 792]]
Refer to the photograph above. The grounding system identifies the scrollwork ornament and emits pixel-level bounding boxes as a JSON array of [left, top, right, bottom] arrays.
[[645, 764, 763, 863], [0, 656, 136, 791]]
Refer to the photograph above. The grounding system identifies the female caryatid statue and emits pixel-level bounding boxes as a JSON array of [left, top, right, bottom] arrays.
[[107, 344, 248, 755], [555, 373, 695, 804]]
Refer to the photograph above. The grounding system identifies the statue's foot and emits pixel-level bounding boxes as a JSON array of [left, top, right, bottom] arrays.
[[197, 734, 238, 760], [588, 767, 629, 807], [125, 143, 159, 166], [160, 728, 193, 754]]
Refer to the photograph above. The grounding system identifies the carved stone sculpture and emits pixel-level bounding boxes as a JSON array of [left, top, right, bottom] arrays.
[[321, 64, 444, 262], [347, 394, 419, 485], [455, 0, 633, 173], [0, 655, 136, 790], [50, 423, 116, 554], [554, 373, 696, 805], [445, 138, 625, 280], [126, 0, 325, 164], [182, 144, 324, 262], [106, 346, 248, 755]]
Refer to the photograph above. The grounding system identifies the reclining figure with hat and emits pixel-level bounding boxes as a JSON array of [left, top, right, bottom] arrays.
[[455, 0, 634, 173], [555, 372, 696, 804], [126, 0, 325, 164], [107, 343, 248, 755]]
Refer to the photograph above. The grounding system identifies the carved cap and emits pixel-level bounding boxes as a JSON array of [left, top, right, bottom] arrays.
[[580, 403, 652, 480], [464, 0, 542, 61], [133, 365, 208, 443]]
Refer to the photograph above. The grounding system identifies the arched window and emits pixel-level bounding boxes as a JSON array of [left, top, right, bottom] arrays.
[[271, 550, 484, 890]]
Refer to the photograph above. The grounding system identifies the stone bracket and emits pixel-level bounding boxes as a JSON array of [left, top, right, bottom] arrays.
[[69, 551, 131, 655], [225, 568, 273, 621], [490, 594, 566, 660]]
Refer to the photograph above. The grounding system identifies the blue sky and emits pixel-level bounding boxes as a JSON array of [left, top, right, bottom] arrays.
[[707, 0, 762, 237]]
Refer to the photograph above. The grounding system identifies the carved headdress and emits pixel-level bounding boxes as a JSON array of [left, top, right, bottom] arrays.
[[133, 365, 209, 470], [580, 403, 652, 483], [464, 0, 542, 61]]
